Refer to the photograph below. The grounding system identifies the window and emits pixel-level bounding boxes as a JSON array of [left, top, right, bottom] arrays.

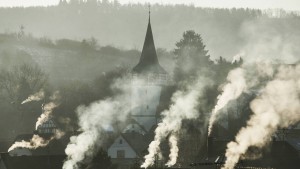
[[119, 139, 123, 144], [117, 150, 125, 158]]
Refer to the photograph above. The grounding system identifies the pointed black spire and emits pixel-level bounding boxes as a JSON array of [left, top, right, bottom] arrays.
[[148, 4, 151, 22], [132, 8, 166, 74]]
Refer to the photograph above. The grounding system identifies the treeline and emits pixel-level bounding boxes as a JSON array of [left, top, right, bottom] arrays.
[[0, 32, 141, 83], [1, 3, 299, 59]]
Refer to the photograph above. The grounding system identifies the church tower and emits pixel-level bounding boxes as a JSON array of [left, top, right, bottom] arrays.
[[130, 9, 170, 131]]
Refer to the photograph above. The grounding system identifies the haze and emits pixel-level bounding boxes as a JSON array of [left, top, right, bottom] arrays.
[[1, 0, 300, 11]]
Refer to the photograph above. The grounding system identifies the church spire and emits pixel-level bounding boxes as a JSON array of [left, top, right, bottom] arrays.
[[132, 8, 166, 74], [148, 4, 151, 23]]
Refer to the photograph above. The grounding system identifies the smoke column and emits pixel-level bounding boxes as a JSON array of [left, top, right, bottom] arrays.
[[8, 91, 63, 152], [8, 130, 64, 152], [63, 78, 131, 169], [166, 134, 179, 167], [141, 78, 209, 168], [21, 90, 45, 104], [208, 61, 276, 135], [35, 91, 60, 129], [208, 68, 247, 135], [222, 64, 300, 169]]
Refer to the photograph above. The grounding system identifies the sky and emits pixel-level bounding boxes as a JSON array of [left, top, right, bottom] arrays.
[[0, 0, 300, 11]]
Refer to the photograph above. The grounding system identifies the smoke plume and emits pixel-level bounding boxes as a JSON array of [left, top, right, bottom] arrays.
[[35, 91, 61, 129], [208, 61, 277, 135], [8, 130, 64, 152], [222, 64, 300, 169], [21, 89, 45, 104], [62, 77, 131, 169], [208, 68, 247, 135], [166, 134, 179, 167], [141, 77, 209, 168], [8, 91, 63, 152]]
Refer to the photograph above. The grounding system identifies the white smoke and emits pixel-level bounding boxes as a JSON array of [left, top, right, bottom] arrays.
[[166, 134, 179, 167], [8, 130, 65, 152], [63, 77, 132, 169], [208, 61, 277, 136], [208, 68, 247, 135], [222, 64, 300, 169], [141, 77, 209, 168], [237, 19, 300, 64], [35, 91, 61, 129], [8, 91, 63, 152], [21, 89, 45, 104]]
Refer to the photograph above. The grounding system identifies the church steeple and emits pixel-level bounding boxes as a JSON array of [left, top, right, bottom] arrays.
[[132, 8, 166, 74], [148, 4, 151, 23]]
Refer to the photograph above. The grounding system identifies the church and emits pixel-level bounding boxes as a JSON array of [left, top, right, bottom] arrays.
[[130, 10, 169, 132], [107, 10, 171, 169]]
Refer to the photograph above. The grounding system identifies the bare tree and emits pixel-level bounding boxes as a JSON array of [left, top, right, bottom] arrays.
[[0, 63, 48, 104], [0, 63, 48, 135]]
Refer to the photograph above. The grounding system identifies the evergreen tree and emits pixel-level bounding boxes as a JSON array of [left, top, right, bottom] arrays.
[[213, 56, 243, 84], [173, 30, 212, 82]]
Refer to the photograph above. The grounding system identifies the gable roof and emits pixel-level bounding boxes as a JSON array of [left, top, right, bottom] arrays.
[[119, 132, 153, 157], [122, 118, 147, 135], [8, 132, 70, 156]]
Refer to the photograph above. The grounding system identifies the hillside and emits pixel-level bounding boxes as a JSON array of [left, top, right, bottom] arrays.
[[1, 3, 300, 61]]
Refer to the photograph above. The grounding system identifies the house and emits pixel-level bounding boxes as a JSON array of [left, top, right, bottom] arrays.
[[2, 128, 70, 169], [0, 131, 70, 169], [108, 132, 153, 169], [8, 118, 65, 157], [0, 118, 70, 169], [107, 117, 157, 168]]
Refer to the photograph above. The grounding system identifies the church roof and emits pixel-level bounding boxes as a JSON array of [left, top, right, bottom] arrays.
[[132, 14, 167, 74]]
